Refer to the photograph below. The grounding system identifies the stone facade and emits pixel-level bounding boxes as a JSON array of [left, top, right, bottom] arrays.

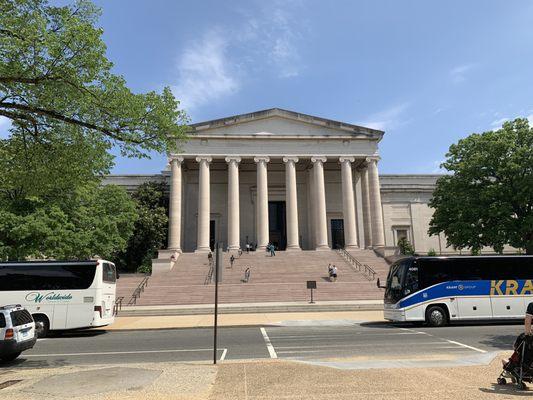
[[103, 109, 455, 263]]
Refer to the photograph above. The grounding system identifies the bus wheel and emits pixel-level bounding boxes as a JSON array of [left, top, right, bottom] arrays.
[[33, 315, 50, 338], [426, 306, 447, 327]]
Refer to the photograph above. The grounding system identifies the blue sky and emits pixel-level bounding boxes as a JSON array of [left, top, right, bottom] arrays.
[[2, 0, 533, 174]]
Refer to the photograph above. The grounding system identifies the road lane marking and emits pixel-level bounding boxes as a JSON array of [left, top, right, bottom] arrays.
[[443, 340, 486, 353], [24, 348, 223, 357], [220, 348, 228, 361], [398, 327, 487, 353], [260, 327, 278, 359], [274, 342, 446, 349]]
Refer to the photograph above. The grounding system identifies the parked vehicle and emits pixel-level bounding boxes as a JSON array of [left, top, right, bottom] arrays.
[[380, 255, 533, 326], [0, 260, 117, 337], [0, 305, 37, 362]]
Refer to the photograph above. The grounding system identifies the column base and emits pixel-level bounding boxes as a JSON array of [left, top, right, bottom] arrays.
[[195, 247, 212, 253], [315, 245, 331, 251], [228, 245, 240, 251], [257, 245, 267, 251], [285, 246, 302, 251], [344, 245, 359, 251]]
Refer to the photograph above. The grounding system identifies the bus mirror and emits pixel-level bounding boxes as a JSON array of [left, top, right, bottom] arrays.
[[376, 278, 386, 289]]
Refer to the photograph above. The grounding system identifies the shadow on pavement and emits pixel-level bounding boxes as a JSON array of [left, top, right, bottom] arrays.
[[478, 335, 518, 350], [49, 329, 108, 339], [1, 358, 70, 369], [479, 384, 531, 396]]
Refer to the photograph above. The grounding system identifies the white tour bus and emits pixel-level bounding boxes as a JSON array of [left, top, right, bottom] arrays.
[[381, 255, 533, 326], [0, 260, 117, 337]]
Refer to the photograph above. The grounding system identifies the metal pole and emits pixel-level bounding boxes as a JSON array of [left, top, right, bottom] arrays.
[[213, 242, 220, 364]]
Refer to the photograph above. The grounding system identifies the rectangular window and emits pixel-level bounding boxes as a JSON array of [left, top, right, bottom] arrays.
[[10, 309, 33, 326], [0, 264, 97, 291], [0, 314, 6, 328], [102, 263, 116, 284]]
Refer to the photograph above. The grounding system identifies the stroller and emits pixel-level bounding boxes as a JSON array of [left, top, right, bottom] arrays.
[[497, 333, 533, 390]]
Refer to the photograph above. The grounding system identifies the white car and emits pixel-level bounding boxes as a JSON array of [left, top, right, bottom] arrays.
[[0, 305, 37, 362]]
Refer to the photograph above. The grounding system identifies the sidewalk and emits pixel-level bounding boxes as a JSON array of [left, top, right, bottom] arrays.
[[103, 310, 385, 330], [2, 355, 521, 399], [118, 300, 384, 316]]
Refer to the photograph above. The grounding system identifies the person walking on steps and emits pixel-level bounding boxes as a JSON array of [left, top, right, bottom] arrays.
[[230, 254, 235, 268]]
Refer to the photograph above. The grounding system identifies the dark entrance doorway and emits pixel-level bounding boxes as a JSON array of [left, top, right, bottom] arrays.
[[210, 220, 216, 251], [331, 219, 345, 249], [268, 201, 287, 250]]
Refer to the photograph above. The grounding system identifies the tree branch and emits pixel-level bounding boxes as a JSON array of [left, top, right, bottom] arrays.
[[0, 102, 144, 144]]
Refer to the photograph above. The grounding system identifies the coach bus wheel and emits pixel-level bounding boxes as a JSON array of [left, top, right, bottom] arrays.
[[497, 378, 506, 385], [426, 306, 447, 327], [33, 315, 50, 338]]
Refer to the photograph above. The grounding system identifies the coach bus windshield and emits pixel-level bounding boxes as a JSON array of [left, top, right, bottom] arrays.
[[385, 259, 408, 304]]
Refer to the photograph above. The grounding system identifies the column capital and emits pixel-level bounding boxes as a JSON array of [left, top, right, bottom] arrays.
[[311, 156, 327, 164], [225, 156, 242, 164], [282, 156, 299, 163], [195, 156, 212, 163], [254, 156, 270, 163], [339, 156, 356, 164], [168, 156, 184, 165], [364, 156, 380, 164]]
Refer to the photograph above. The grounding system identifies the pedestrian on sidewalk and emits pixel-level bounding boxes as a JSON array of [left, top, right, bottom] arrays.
[[269, 244, 276, 257], [246, 242, 250, 253], [230, 254, 235, 268]]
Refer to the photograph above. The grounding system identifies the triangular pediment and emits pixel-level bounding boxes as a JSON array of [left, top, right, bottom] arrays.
[[190, 108, 383, 139]]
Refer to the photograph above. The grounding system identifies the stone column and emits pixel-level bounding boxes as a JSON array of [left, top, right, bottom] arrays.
[[195, 156, 212, 253], [360, 167, 373, 248], [225, 156, 241, 251], [254, 157, 270, 250], [311, 156, 330, 250], [168, 157, 184, 251], [339, 157, 358, 250], [283, 157, 301, 251], [367, 158, 385, 248]]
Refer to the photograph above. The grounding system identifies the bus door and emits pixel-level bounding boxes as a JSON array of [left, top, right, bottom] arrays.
[[490, 280, 526, 318]]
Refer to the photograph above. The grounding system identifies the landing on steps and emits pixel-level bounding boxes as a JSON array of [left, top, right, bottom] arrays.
[[122, 250, 390, 307]]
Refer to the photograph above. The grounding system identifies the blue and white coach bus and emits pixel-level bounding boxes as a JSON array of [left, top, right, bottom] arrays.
[[381, 256, 533, 326]]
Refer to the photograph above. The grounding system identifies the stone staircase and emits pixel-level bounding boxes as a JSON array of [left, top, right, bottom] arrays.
[[121, 249, 390, 306], [116, 273, 148, 302]]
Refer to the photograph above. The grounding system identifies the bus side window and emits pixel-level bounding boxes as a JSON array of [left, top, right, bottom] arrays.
[[405, 268, 419, 293]]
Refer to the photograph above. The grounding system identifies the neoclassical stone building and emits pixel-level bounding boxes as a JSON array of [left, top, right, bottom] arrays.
[[106, 108, 452, 264]]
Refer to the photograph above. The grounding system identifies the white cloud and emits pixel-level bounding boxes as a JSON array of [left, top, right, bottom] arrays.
[[171, 31, 239, 112], [0, 116, 12, 138], [490, 117, 509, 128], [358, 102, 410, 131], [527, 114, 533, 125], [171, 2, 306, 113], [450, 63, 475, 84]]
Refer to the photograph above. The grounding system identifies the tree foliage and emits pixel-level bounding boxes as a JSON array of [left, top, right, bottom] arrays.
[[113, 182, 168, 272], [0, 0, 186, 260], [0, 183, 138, 260], [0, 0, 188, 158], [429, 118, 533, 254]]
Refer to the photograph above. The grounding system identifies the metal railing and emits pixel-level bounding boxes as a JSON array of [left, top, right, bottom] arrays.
[[204, 258, 214, 285], [336, 248, 377, 281], [114, 296, 124, 315], [128, 275, 150, 305]]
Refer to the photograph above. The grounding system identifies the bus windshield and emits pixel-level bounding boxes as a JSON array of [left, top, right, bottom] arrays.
[[385, 259, 411, 304]]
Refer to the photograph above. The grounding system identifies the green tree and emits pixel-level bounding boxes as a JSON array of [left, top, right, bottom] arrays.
[[114, 182, 168, 272], [0, 0, 187, 158], [397, 237, 415, 255], [429, 118, 533, 254], [0, 183, 138, 260]]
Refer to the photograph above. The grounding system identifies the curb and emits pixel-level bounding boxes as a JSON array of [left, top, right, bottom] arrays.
[[117, 303, 383, 317]]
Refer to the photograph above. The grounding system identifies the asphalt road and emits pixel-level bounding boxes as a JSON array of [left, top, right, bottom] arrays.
[[4, 321, 525, 369]]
